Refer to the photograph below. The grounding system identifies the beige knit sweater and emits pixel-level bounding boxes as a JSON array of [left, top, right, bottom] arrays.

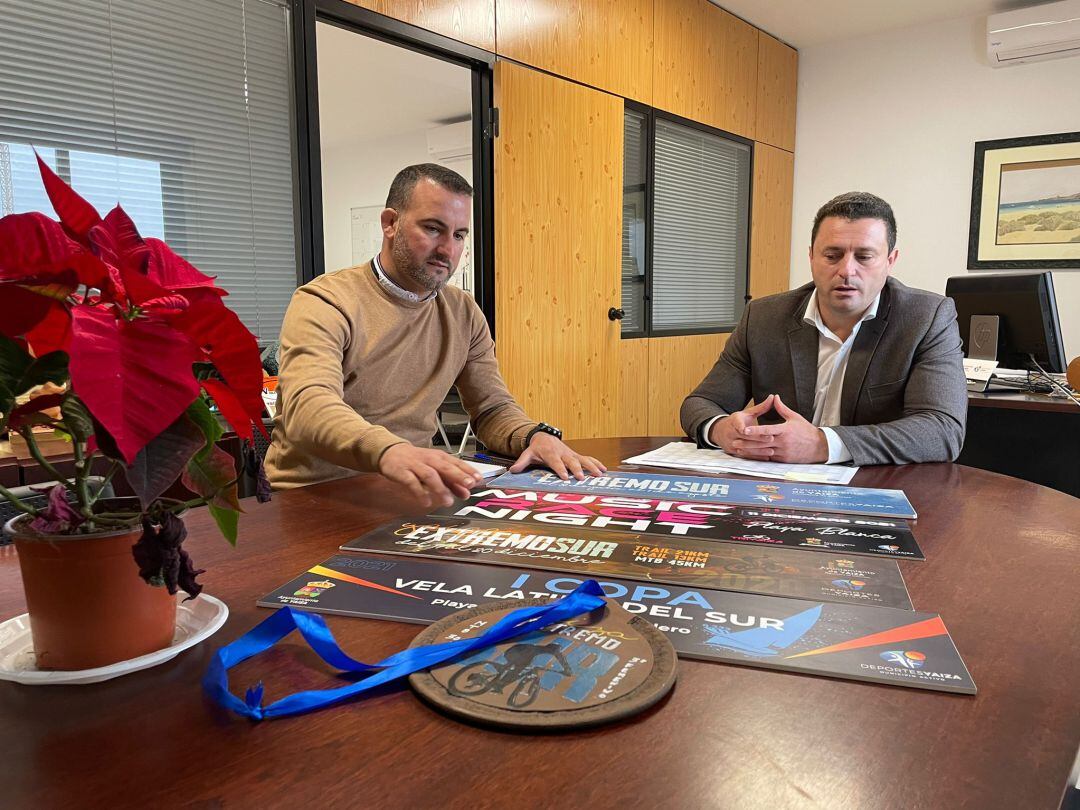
[[265, 261, 535, 489]]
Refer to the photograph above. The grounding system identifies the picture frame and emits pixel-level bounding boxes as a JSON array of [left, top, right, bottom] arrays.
[[967, 131, 1080, 270]]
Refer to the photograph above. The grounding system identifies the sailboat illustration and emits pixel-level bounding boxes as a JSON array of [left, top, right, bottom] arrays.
[[702, 604, 823, 657]]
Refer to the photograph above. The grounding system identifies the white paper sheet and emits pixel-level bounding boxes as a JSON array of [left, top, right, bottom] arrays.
[[622, 441, 859, 485]]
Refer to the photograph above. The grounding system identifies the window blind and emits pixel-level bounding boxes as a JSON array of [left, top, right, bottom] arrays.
[[621, 108, 647, 335], [651, 118, 749, 332], [0, 0, 297, 344]]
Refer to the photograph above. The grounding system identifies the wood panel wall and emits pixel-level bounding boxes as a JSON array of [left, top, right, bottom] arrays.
[[750, 143, 796, 301], [646, 334, 729, 436], [755, 32, 798, 152], [618, 338, 650, 437], [496, 0, 653, 105], [342, 0, 495, 52], [653, 0, 758, 139], [493, 62, 624, 439]]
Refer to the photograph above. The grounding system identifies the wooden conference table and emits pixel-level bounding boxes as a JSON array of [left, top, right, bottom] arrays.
[[1, 437, 1078, 809]]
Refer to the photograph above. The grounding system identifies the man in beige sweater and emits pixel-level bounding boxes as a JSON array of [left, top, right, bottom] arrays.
[[265, 164, 604, 505]]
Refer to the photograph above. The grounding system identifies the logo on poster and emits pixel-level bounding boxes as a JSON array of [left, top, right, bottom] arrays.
[[830, 579, 866, 591], [878, 544, 900, 552], [880, 650, 926, 669]]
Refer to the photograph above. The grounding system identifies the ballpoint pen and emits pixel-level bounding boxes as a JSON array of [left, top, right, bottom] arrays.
[[461, 452, 516, 465]]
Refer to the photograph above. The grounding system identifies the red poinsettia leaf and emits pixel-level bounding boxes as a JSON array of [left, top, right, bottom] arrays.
[[0, 284, 55, 339], [7, 393, 65, 430], [200, 378, 254, 442], [68, 306, 200, 463], [144, 238, 224, 294], [0, 212, 85, 282], [140, 295, 189, 316], [174, 293, 264, 424], [17, 269, 79, 302], [119, 263, 174, 308], [25, 302, 73, 356], [35, 152, 101, 242], [89, 206, 150, 279]]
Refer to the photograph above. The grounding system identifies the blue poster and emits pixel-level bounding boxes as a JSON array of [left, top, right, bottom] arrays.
[[489, 470, 917, 519]]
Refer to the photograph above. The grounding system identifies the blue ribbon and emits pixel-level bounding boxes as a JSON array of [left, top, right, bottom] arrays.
[[203, 579, 607, 720]]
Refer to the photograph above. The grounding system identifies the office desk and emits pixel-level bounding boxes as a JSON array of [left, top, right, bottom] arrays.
[[960, 391, 1080, 496], [1, 438, 1078, 809]]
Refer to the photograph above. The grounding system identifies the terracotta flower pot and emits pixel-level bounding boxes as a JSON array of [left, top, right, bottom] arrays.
[[4, 516, 177, 671]]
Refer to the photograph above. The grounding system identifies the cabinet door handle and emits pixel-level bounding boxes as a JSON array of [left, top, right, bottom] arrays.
[[608, 307, 625, 321]]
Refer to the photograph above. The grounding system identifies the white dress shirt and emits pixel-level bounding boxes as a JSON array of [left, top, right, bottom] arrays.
[[701, 290, 881, 464]]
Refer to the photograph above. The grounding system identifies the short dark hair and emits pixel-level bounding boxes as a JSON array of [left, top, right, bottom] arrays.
[[385, 163, 473, 210], [811, 191, 897, 252]]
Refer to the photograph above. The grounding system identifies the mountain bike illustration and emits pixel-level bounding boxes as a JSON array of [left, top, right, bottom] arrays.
[[448, 642, 572, 708]]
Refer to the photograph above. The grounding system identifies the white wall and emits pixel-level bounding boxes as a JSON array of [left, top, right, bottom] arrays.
[[321, 131, 473, 290], [321, 129, 428, 273], [790, 13, 1080, 361]]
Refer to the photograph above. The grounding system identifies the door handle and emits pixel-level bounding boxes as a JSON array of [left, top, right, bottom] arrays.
[[608, 307, 625, 321]]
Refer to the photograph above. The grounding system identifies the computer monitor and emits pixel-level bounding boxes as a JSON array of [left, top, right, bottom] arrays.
[[945, 271, 1066, 373]]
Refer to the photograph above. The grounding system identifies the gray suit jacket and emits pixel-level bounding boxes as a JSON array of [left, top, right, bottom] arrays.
[[680, 278, 967, 466]]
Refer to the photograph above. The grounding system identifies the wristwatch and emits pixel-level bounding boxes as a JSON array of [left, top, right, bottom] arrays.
[[525, 422, 563, 444]]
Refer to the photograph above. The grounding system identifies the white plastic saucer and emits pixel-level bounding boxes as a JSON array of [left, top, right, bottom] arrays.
[[0, 593, 229, 685]]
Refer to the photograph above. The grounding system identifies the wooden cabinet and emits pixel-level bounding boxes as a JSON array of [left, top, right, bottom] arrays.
[[493, 62, 624, 439], [653, 0, 758, 139], [755, 32, 798, 152], [496, 0, 653, 105], [343, 0, 495, 52], [750, 143, 796, 301]]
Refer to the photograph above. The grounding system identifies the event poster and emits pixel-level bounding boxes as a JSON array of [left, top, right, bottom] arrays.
[[428, 487, 924, 560], [489, 470, 918, 519], [340, 518, 913, 610], [258, 555, 975, 694]]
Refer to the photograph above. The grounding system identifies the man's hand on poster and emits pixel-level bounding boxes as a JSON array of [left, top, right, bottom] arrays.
[[378, 443, 484, 507], [508, 432, 606, 481]]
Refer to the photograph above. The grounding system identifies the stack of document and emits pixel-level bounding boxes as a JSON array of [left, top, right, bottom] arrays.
[[622, 441, 859, 485]]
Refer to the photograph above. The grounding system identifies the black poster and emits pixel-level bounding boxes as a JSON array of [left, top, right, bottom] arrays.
[[340, 518, 913, 610], [429, 487, 924, 560], [258, 555, 975, 694]]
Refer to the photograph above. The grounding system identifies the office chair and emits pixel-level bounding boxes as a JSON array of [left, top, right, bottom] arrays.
[[436, 389, 473, 456]]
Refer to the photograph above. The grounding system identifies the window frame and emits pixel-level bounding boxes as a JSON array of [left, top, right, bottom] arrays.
[[294, 0, 498, 333], [622, 101, 755, 340]]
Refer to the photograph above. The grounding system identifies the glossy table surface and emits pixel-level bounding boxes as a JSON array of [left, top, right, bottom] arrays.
[[2, 437, 1078, 809]]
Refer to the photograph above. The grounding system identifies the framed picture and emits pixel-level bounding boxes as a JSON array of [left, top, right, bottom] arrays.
[[968, 131, 1080, 270]]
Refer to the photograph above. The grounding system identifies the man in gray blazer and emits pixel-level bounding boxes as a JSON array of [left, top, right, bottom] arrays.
[[680, 191, 966, 466]]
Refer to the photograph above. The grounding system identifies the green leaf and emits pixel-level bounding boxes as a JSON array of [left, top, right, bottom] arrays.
[[182, 443, 241, 512], [207, 502, 238, 546], [126, 412, 205, 510], [185, 395, 222, 460], [25, 351, 68, 388], [0, 337, 68, 406], [60, 395, 95, 442], [0, 336, 33, 409]]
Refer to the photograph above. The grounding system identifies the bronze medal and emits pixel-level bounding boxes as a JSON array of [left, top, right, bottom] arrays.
[[408, 597, 676, 729]]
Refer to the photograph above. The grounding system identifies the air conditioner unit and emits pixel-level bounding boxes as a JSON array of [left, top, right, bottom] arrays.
[[987, 0, 1080, 67], [426, 120, 472, 162]]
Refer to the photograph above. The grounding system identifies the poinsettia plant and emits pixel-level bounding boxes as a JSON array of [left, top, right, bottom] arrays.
[[0, 155, 270, 598]]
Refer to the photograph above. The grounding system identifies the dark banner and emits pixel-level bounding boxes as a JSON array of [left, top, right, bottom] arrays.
[[340, 518, 913, 610], [490, 470, 918, 519], [429, 487, 924, 560], [258, 555, 975, 694]]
